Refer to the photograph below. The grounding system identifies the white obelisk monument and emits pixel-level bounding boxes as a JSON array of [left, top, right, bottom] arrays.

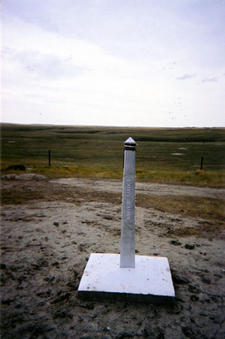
[[78, 137, 175, 303], [120, 137, 136, 268]]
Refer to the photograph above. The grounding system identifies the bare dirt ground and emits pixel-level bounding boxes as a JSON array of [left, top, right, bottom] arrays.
[[1, 175, 225, 339], [52, 178, 225, 199]]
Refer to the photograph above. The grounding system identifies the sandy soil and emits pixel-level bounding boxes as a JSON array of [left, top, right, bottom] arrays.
[[1, 176, 225, 338]]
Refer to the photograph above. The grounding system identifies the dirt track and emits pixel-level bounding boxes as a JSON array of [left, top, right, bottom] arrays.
[[1, 176, 225, 338], [52, 178, 225, 199]]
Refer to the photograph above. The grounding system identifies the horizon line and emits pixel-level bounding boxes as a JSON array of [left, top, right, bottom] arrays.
[[1, 122, 225, 129]]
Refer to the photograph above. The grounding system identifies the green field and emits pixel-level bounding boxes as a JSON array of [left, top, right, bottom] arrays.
[[1, 123, 225, 186]]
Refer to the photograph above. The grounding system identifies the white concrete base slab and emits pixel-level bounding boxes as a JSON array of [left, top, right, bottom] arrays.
[[78, 253, 175, 303]]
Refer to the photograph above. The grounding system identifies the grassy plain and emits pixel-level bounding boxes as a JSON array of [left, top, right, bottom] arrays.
[[1, 123, 225, 187]]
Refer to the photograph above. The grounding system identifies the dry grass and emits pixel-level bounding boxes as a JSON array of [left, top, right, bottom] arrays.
[[2, 179, 225, 239], [1, 180, 122, 206], [136, 194, 225, 239], [169, 221, 225, 239], [2, 124, 225, 187], [2, 179, 224, 225], [2, 165, 225, 187], [136, 194, 225, 221]]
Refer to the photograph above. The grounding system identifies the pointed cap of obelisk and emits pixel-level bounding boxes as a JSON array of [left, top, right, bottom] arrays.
[[124, 137, 136, 150], [124, 137, 136, 145]]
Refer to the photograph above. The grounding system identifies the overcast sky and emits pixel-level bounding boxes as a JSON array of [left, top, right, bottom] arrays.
[[1, 0, 225, 127]]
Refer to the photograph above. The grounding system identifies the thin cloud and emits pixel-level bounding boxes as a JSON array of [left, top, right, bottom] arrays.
[[202, 77, 218, 83], [176, 74, 196, 80], [2, 1, 225, 127]]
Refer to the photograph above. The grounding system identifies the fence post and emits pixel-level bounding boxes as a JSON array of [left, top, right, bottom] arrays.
[[200, 156, 204, 170], [48, 150, 51, 167]]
